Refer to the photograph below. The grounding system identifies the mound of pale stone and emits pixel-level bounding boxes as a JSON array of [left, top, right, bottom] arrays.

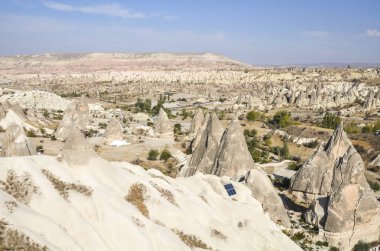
[[0, 156, 302, 250], [290, 123, 380, 250], [0, 123, 36, 157], [154, 108, 173, 138], [55, 98, 89, 140]]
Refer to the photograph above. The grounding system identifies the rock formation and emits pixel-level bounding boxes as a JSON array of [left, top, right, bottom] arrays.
[[1, 123, 36, 156], [189, 108, 204, 135], [186, 112, 224, 176], [155, 108, 173, 137], [244, 169, 291, 228], [211, 119, 253, 179], [55, 98, 89, 140], [104, 118, 124, 144], [290, 123, 351, 204], [291, 123, 380, 249], [61, 127, 96, 165], [190, 112, 210, 151]]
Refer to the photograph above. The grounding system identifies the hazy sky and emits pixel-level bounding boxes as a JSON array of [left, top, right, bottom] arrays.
[[0, 0, 380, 64]]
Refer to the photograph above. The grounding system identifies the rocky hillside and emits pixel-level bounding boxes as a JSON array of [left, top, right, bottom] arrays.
[[0, 155, 301, 251]]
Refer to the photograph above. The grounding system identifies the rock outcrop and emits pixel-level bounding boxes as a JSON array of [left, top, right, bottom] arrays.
[[189, 108, 204, 135], [290, 123, 351, 204], [190, 112, 210, 151], [244, 169, 291, 228], [54, 99, 89, 140], [290, 123, 380, 250], [186, 112, 224, 176], [104, 118, 124, 144], [1, 123, 36, 156], [61, 127, 96, 165], [211, 119, 253, 179], [155, 108, 173, 137]]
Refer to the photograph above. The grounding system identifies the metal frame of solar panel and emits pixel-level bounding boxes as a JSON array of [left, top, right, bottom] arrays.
[[224, 183, 236, 196]]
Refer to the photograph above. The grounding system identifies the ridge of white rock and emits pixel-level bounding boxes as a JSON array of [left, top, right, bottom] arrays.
[[104, 118, 125, 145], [0, 154, 302, 251], [189, 108, 204, 135]]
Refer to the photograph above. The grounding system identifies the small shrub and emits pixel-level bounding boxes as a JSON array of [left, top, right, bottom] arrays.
[[316, 241, 328, 247], [344, 122, 360, 134], [303, 140, 318, 148], [160, 149, 172, 162], [148, 149, 159, 160], [329, 247, 339, 251], [246, 110, 265, 121], [36, 145, 44, 153], [353, 240, 369, 251], [51, 135, 57, 141], [269, 111, 298, 128], [369, 180, 380, 192], [26, 130, 36, 137], [174, 123, 182, 134], [288, 162, 300, 171], [291, 232, 305, 241], [98, 122, 108, 129]]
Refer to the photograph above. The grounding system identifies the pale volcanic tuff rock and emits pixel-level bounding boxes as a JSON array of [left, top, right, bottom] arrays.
[[189, 108, 204, 135], [190, 112, 210, 151], [104, 118, 124, 144], [186, 112, 224, 177], [290, 123, 351, 203], [211, 119, 253, 179], [54, 98, 90, 140], [1, 123, 36, 156], [291, 123, 380, 250], [60, 127, 96, 165], [155, 108, 173, 137]]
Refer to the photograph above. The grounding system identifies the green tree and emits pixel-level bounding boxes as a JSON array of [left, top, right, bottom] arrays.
[[174, 123, 182, 134], [321, 113, 342, 129], [246, 110, 264, 121], [160, 149, 172, 161], [148, 149, 159, 160]]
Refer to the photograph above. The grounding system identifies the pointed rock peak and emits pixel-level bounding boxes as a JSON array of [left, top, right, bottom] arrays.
[[208, 111, 224, 138], [211, 119, 254, 179], [190, 112, 210, 151], [324, 122, 351, 159], [2, 123, 36, 156], [62, 127, 96, 165], [105, 119, 124, 137], [155, 107, 172, 136], [189, 108, 204, 134], [158, 107, 168, 119]]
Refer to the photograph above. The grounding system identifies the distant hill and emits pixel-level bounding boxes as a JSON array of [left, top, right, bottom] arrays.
[[0, 52, 253, 74]]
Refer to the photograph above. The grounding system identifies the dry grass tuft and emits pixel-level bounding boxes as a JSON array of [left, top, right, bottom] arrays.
[[200, 195, 208, 204], [148, 173, 169, 184], [4, 201, 17, 213], [172, 229, 212, 250], [0, 170, 38, 204], [150, 182, 178, 206], [211, 229, 227, 240], [42, 169, 92, 200], [125, 183, 150, 218], [0, 219, 48, 251]]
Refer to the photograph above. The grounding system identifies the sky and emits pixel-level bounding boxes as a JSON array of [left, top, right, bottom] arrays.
[[0, 0, 379, 65]]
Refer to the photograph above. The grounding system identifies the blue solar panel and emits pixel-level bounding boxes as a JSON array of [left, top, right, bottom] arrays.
[[224, 183, 236, 196]]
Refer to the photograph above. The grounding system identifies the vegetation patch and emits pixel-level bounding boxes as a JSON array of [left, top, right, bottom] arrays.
[[150, 182, 178, 206], [172, 229, 211, 250], [0, 170, 38, 204], [0, 219, 48, 251], [211, 229, 227, 240], [125, 183, 150, 218], [42, 169, 93, 200]]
